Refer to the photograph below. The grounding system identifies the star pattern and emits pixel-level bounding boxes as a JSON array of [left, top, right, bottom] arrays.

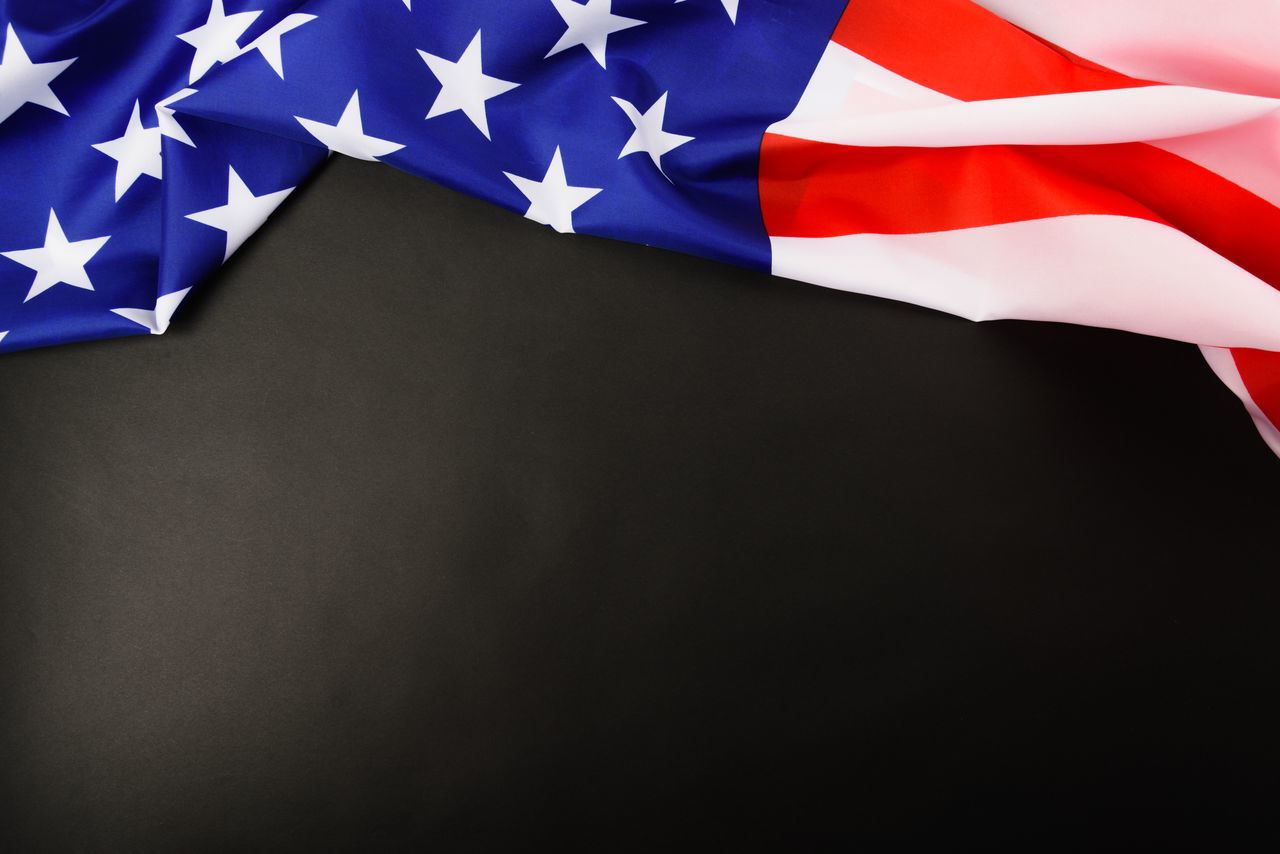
[[237, 13, 316, 78], [178, 0, 262, 84], [155, 88, 199, 147], [296, 91, 405, 161], [92, 102, 164, 201], [0, 24, 77, 125], [186, 166, 295, 261], [0, 0, 815, 352], [2, 210, 110, 303], [419, 31, 519, 139], [112, 288, 192, 334], [611, 92, 693, 179], [504, 147, 602, 234], [545, 0, 645, 69]]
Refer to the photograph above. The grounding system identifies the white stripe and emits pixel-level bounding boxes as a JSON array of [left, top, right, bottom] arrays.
[[770, 215, 1280, 352], [1153, 116, 1280, 210], [772, 35, 1280, 457], [972, 1, 1280, 100], [771, 42, 954, 133], [775, 44, 1280, 227], [962, 3, 1280, 208], [771, 83, 1277, 149], [1200, 345, 1280, 457]]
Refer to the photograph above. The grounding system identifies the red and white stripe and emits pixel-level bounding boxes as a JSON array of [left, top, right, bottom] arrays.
[[761, 0, 1280, 455]]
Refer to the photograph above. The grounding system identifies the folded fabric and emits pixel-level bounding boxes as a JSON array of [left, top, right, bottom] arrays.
[[1, 0, 1277, 456]]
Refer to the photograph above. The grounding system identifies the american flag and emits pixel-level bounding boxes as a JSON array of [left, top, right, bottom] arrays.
[[1, 0, 1278, 457]]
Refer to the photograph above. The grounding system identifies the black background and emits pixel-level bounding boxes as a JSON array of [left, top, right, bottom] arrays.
[[2, 157, 1277, 851]]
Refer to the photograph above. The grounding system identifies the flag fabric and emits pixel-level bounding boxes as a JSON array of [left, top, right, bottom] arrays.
[[1, 0, 1279, 458]]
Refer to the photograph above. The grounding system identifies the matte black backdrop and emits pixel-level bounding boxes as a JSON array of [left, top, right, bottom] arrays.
[[1, 157, 1277, 851]]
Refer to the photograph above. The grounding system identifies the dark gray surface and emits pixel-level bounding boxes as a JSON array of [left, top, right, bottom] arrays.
[[2, 156, 1278, 850]]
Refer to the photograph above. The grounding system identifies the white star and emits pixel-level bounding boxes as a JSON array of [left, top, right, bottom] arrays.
[[0, 24, 76, 124], [237, 12, 315, 78], [503, 147, 601, 234], [186, 166, 294, 261], [155, 88, 199, 147], [1, 210, 110, 303], [92, 101, 164, 201], [611, 92, 693, 180], [545, 0, 645, 69], [111, 287, 192, 334], [178, 0, 261, 84], [418, 30, 519, 140], [673, 0, 737, 22], [402, 0, 412, 8], [295, 91, 405, 161], [0, 331, 7, 345]]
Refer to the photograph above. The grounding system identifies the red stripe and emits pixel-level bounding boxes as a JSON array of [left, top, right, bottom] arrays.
[[818, 0, 1280, 443], [830, 0, 1156, 101], [1232, 349, 1280, 432], [760, 134, 1280, 295], [760, 137, 1163, 236]]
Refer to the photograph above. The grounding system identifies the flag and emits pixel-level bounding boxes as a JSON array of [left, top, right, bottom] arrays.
[[1, 0, 1278, 458]]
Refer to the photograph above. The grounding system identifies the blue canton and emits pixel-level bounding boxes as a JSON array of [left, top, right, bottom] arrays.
[[0, 0, 844, 353]]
